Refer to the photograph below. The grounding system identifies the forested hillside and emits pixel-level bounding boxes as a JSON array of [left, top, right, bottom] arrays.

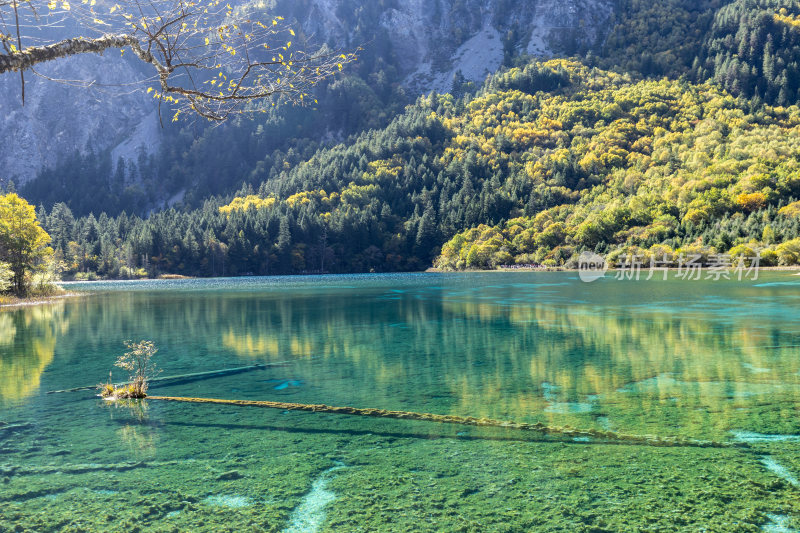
[[24, 57, 800, 279], [596, 0, 723, 77], [436, 63, 800, 269], [24, 0, 800, 220], [11, 0, 800, 276], [693, 0, 800, 105], [15, 0, 609, 215]]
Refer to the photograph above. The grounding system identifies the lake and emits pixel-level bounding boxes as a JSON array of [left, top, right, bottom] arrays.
[[1, 272, 800, 531]]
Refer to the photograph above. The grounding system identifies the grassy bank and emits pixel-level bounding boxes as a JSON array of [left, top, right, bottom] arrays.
[[0, 286, 81, 310]]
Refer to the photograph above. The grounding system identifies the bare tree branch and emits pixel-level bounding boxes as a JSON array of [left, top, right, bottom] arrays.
[[0, 0, 357, 120], [0, 33, 142, 72]]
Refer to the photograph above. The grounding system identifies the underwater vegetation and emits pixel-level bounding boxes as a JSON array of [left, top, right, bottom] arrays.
[[2, 274, 800, 531]]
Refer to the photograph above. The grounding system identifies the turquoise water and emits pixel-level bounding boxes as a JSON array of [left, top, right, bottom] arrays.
[[2, 272, 800, 531]]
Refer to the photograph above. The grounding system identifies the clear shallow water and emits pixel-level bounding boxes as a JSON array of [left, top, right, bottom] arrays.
[[2, 272, 800, 531]]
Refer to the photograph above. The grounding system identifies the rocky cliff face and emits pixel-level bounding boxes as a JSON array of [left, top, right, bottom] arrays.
[[1, 0, 613, 185], [299, 0, 613, 91], [1, 52, 156, 185]]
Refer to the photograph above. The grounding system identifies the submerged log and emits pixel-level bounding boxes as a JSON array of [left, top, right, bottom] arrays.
[[146, 396, 742, 448], [0, 423, 33, 433], [46, 359, 307, 394]]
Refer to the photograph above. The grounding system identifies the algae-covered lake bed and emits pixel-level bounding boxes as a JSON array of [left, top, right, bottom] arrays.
[[1, 272, 800, 531]]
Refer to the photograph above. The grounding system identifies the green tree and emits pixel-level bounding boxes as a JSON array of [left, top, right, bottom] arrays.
[[0, 262, 12, 293], [0, 193, 53, 295]]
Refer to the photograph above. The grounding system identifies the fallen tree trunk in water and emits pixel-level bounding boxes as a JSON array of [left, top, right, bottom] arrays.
[[146, 395, 742, 448], [47, 358, 307, 394]]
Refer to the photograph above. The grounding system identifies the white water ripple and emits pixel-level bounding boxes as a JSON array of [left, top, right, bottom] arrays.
[[762, 513, 798, 533], [283, 461, 347, 533], [731, 431, 800, 443], [761, 456, 800, 488]]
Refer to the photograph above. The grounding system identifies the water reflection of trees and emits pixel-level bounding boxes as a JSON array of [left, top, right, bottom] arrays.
[[0, 303, 69, 403], [435, 300, 800, 435], [208, 292, 800, 431], [13, 288, 799, 435]]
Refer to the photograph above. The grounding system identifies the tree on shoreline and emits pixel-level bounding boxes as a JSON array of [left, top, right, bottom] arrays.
[[0, 0, 356, 120], [0, 193, 53, 295], [0, 262, 12, 292]]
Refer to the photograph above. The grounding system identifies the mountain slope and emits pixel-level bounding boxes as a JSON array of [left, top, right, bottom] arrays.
[[3, 0, 613, 187], [36, 59, 800, 279], [692, 0, 800, 105]]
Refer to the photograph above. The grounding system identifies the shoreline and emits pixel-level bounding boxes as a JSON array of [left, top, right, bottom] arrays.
[[0, 292, 84, 310], [426, 266, 800, 273], [7, 265, 797, 300]]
